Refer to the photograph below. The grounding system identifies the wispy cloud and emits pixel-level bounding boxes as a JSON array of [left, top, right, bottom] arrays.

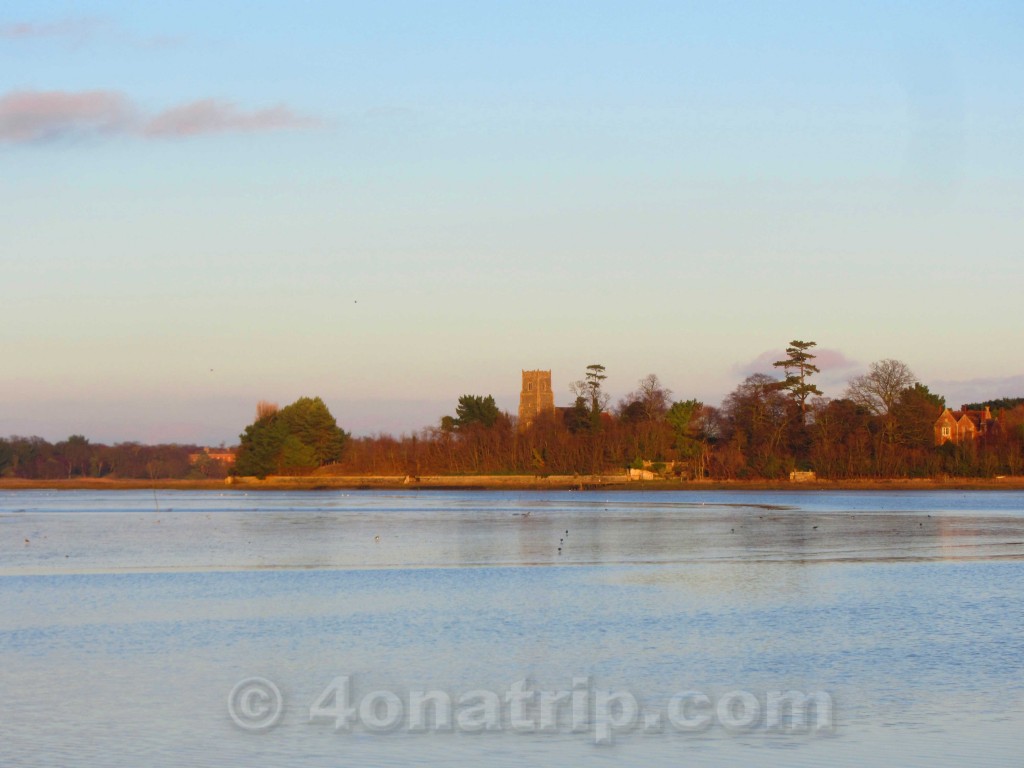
[[0, 90, 135, 143], [144, 99, 318, 137], [0, 89, 317, 144], [0, 17, 105, 42], [0, 16, 177, 48]]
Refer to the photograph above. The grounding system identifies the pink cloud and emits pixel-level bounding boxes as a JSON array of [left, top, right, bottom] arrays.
[[727, 347, 862, 398], [0, 89, 135, 143], [0, 89, 317, 144], [733, 350, 783, 377], [0, 17, 104, 41], [734, 347, 859, 378], [143, 99, 317, 137], [812, 349, 860, 370], [2, 16, 182, 49]]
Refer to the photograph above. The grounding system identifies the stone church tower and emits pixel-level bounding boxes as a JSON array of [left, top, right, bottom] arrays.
[[518, 370, 555, 427]]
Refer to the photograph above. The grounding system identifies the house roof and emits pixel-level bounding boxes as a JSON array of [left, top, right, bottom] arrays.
[[936, 405, 993, 430]]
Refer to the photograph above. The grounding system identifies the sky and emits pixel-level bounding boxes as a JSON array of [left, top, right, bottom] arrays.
[[2, 1, 1022, 444]]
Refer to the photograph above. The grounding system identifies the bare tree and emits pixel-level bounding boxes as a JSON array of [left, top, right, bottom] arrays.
[[720, 373, 792, 477], [618, 373, 673, 421], [844, 359, 917, 416]]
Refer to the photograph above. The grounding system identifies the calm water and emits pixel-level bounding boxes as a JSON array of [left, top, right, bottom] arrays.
[[2, 489, 1023, 766]]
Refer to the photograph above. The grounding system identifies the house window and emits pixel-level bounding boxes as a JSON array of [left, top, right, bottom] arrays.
[[942, 426, 950, 437]]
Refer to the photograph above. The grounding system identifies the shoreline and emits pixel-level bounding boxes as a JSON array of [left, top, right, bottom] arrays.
[[2, 475, 1024, 492]]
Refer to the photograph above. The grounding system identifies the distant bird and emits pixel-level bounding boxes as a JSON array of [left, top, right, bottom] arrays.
[[374, 535, 380, 543], [813, 526, 818, 530]]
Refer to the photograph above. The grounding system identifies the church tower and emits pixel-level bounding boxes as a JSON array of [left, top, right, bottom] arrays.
[[518, 370, 555, 428]]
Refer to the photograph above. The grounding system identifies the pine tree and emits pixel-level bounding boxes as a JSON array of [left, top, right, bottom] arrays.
[[773, 340, 823, 420]]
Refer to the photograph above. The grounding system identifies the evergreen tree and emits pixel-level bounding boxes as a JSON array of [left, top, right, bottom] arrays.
[[569, 363, 611, 431], [453, 395, 500, 429], [892, 383, 945, 449], [585, 364, 608, 416], [234, 396, 348, 477], [773, 340, 823, 419]]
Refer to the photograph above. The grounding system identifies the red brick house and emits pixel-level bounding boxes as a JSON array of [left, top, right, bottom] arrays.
[[188, 447, 237, 465], [934, 405, 993, 446]]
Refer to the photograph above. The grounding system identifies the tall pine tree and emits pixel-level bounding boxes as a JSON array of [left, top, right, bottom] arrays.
[[773, 340, 823, 420]]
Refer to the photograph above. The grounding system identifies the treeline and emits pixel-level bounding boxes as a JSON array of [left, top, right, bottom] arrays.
[[5, 343, 1024, 482], [0, 436, 227, 480], [965, 397, 1024, 412], [332, 349, 1024, 480], [334, 394, 1024, 479]]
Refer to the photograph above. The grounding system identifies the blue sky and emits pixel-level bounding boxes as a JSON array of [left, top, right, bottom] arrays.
[[2, 1, 1022, 443]]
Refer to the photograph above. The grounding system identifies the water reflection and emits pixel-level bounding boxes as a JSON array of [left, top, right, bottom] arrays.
[[4, 490, 1024, 575]]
